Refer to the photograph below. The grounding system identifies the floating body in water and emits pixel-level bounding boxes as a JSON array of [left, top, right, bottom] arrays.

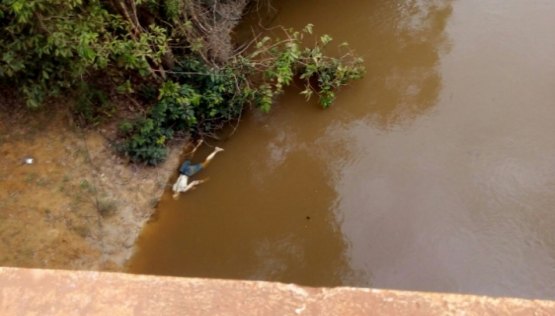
[[172, 140, 224, 199]]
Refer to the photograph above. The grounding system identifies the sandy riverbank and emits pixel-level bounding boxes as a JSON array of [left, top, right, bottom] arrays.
[[0, 103, 184, 270]]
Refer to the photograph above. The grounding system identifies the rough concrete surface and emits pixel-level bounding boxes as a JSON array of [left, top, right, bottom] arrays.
[[0, 267, 554, 315]]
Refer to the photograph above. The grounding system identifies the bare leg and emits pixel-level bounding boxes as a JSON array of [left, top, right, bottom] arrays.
[[190, 139, 204, 156], [201, 147, 224, 168]]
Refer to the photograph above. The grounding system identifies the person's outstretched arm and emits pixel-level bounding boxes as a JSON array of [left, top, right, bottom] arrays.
[[183, 179, 208, 192], [173, 178, 208, 199]]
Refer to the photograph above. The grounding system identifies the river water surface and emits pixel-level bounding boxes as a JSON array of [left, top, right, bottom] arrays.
[[129, 0, 555, 299]]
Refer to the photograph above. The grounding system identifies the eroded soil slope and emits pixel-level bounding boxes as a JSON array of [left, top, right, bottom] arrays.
[[0, 104, 182, 270]]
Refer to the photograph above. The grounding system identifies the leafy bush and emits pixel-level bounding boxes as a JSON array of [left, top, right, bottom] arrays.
[[119, 25, 364, 164], [241, 25, 365, 109], [0, 0, 365, 164], [74, 83, 113, 125], [0, 0, 167, 107]]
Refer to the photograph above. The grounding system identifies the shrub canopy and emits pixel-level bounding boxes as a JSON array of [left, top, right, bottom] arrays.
[[0, 0, 365, 164]]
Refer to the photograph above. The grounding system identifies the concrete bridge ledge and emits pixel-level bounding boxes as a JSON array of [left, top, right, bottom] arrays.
[[0, 267, 554, 315]]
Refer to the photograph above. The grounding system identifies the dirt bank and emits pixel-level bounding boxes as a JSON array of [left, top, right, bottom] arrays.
[[0, 102, 184, 270], [0, 0, 254, 271]]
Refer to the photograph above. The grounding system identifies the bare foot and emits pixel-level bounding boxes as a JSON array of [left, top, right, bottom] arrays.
[[214, 147, 224, 153]]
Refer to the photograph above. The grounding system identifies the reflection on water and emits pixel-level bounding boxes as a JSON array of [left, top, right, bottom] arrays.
[[129, 0, 555, 299]]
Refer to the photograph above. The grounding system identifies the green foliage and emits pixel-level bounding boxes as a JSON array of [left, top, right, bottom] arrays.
[[171, 57, 248, 130], [1, 0, 365, 165], [118, 80, 200, 164], [117, 115, 169, 165], [243, 25, 365, 109], [119, 24, 365, 164], [0, 0, 166, 107], [74, 83, 112, 125]]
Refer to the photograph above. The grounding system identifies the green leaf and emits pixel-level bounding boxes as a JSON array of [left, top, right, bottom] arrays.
[[320, 34, 333, 45]]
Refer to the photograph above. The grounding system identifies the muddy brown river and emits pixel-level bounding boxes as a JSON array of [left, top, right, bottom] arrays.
[[129, 0, 555, 299]]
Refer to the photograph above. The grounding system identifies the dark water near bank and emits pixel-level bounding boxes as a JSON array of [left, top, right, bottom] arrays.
[[129, 0, 555, 299]]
